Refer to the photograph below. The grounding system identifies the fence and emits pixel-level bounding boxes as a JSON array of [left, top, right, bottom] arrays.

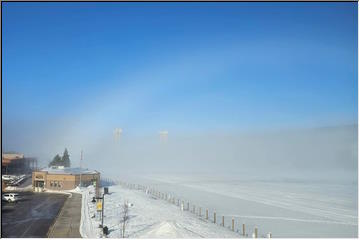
[[105, 179, 272, 238]]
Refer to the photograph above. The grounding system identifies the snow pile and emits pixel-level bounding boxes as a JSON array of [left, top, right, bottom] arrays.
[[71, 186, 82, 193], [79, 185, 101, 238], [4, 184, 32, 192], [79, 185, 242, 238], [138, 221, 200, 238]]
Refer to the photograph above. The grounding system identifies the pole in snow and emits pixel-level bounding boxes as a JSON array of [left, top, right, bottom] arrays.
[[101, 193, 105, 228]]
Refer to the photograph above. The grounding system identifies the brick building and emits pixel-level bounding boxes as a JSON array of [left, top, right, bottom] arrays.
[[32, 166, 100, 192], [2, 153, 38, 175]]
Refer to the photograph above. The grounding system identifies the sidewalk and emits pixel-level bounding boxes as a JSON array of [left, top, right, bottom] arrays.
[[48, 193, 82, 238]]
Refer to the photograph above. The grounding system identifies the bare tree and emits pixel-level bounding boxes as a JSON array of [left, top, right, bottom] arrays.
[[120, 201, 130, 238]]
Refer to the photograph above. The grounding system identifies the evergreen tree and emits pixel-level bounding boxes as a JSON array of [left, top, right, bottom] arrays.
[[62, 148, 70, 167], [49, 154, 62, 167]]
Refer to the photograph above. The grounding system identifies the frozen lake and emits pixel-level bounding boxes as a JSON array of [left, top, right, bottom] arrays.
[[114, 172, 358, 238]]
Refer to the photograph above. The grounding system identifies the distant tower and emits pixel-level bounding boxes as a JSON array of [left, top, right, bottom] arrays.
[[159, 130, 168, 143], [114, 128, 123, 142]]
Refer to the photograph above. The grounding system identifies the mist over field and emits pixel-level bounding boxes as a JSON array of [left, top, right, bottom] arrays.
[[3, 121, 357, 182]]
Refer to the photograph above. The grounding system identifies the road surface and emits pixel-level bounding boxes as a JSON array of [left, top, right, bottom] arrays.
[[1, 192, 67, 237]]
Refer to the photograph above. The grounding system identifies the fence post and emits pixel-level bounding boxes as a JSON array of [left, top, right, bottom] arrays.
[[206, 209, 208, 220], [232, 218, 234, 231], [187, 202, 189, 211], [222, 216, 224, 226], [214, 212, 216, 223], [242, 223, 245, 236], [254, 227, 258, 238]]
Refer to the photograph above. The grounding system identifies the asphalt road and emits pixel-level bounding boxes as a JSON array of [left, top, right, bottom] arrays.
[[1, 192, 68, 237]]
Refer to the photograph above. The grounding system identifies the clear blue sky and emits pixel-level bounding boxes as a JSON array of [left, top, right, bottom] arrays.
[[2, 2, 358, 138]]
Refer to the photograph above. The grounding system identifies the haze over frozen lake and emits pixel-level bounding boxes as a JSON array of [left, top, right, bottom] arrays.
[[98, 125, 358, 238], [115, 171, 357, 238]]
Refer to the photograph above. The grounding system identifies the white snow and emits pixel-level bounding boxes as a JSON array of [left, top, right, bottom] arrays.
[[79, 185, 243, 238], [79, 185, 100, 238], [124, 174, 357, 238], [4, 184, 32, 192]]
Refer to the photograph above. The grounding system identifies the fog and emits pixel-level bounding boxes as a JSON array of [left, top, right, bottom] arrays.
[[2, 33, 357, 183], [3, 120, 357, 183]]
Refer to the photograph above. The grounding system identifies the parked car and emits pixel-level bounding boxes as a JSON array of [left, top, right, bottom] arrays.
[[2, 175, 16, 181], [2, 193, 20, 203]]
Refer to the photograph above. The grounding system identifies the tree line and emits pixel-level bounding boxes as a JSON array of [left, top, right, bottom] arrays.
[[49, 148, 71, 167]]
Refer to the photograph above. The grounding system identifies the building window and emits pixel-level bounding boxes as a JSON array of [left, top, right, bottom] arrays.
[[50, 181, 54, 187], [54, 181, 58, 187]]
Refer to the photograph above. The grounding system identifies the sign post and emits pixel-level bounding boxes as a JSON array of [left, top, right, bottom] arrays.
[[101, 193, 105, 228]]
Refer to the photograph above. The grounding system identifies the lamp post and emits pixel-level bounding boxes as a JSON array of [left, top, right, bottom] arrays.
[[101, 192, 105, 228]]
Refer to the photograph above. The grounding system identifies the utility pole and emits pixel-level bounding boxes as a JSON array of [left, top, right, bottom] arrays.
[[101, 193, 105, 228], [80, 150, 83, 187]]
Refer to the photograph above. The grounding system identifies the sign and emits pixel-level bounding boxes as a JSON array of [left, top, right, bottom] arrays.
[[97, 201, 102, 211], [35, 175, 43, 179]]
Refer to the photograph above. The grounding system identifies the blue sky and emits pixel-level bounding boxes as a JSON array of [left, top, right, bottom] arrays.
[[2, 2, 358, 163]]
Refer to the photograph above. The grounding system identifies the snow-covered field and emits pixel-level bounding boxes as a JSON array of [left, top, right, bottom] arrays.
[[114, 173, 358, 238], [79, 185, 243, 238]]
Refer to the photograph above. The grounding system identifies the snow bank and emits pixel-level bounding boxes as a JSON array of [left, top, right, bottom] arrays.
[[79, 185, 242, 238], [79, 185, 101, 238], [4, 184, 32, 192]]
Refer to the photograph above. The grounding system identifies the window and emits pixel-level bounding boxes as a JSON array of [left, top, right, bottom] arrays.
[[50, 181, 54, 187]]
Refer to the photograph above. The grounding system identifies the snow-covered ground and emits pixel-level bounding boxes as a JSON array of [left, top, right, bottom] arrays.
[[79, 185, 244, 238], [114, 173, 358, 238], [4, 184, 32, 192]]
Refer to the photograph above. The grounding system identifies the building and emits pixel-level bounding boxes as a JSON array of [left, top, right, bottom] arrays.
[[32, 166, 100, 192], [2, 153, 38, 175]]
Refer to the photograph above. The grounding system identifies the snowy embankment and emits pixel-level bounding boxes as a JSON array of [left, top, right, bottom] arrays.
[[79, 185, 242, 238], [4, 184, 32, 192]]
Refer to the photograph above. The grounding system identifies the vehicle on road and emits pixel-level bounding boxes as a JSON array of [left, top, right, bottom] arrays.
[[2, 175, 16, 181], [2, 193, 20, 203]]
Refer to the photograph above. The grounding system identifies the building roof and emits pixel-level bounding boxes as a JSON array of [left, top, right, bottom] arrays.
[[2, 153, 26, 166], [40, 167, 99, 175], [3, 153, 24, 159]]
